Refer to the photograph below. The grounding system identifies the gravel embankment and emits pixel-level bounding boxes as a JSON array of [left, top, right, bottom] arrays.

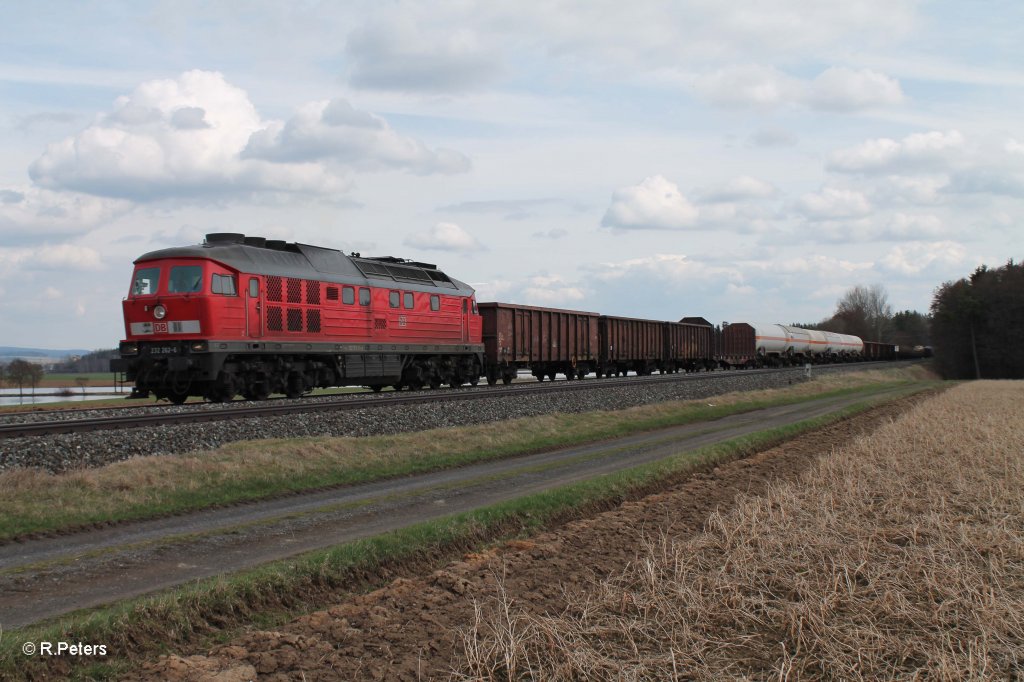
[[0, 365, 871, 473]]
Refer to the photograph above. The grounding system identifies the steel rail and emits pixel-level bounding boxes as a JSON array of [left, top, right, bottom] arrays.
[[0, 361, 904, 440]]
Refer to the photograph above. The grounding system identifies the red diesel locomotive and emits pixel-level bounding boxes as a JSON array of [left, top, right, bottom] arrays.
[[112, 233, 484, 403]]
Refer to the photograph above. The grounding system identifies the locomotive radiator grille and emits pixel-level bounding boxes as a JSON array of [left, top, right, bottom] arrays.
[[267, 306, 283, 331], [267, 276, 283, 302], [307, 309, 322, 333]]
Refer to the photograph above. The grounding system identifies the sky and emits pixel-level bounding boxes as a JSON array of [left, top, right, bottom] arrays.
[[1, 0, 1022, 349]]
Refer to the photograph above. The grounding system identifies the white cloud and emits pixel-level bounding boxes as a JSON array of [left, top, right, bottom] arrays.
[[693, 65, 802, 108], [748, 128, 799, 147], [881, 241, 968, 275], [403, 222, 484, 253], [692, 65, 902, 111], [806, 67, 904, 111], [346, 16, 502, 93], [696, 175, 777, 202], [519, 274, 586, 306], [28, 70, 465, 202], [0, 243, 103, 274], [0, 186, 131, 241], [601, 175, 699, 231], [795, 187, 872, 220], [242, 98, 470, 174], [827, 130, 966, 174]]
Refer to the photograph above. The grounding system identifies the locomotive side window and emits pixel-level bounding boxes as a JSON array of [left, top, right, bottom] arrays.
[[404, 292, 414, 309], [132, 267, 160, 295], [359, 288, 370, 306], [211, 274, 237, 295], [472, 300, 478, 314], [389, 291, 400, 308], [249, 278, 259, 298], [430, 295, 440, 311], [342, 287, 355, 304], [168, 265, 203, 293]]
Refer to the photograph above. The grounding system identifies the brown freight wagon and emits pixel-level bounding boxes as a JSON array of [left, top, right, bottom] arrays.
[[478, 302, 600, 383], [863, 340, 896, 360], [716, 322, 760, 368], [599, 315, 663, 376], [665, 317, 715, 372]]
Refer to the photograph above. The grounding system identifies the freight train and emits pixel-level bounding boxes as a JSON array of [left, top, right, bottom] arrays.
[[111, 234, 894, 403]]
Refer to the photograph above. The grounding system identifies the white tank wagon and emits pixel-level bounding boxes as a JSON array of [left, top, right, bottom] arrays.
[[752, 324, 865, 365]]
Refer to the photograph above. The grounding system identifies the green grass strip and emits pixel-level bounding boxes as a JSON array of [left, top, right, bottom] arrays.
[[0, 378, 931, 540], [0, 384, 933, 681]]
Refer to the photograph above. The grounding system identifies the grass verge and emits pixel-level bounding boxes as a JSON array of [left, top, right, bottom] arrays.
[[0, 366, 936, 540], [0, 384, 935, 680]]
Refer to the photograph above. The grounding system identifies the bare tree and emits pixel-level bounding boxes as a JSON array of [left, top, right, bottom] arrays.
[[6, 359, 34, 397], [75, 376, 89, 395], [835, 284, 893, 341]]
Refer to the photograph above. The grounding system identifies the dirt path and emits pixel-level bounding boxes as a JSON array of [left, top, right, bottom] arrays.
[[1, 388, 913, 629], [127, 389, 937, 681]]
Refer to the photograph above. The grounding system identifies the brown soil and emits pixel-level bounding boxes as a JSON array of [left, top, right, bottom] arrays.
[[133, 392, 935, 681]]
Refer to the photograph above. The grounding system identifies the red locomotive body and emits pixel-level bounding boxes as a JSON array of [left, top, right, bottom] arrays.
[[113, 233, 483, 402]]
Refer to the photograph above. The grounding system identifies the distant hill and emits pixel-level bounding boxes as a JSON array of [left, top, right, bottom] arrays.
[[0, 347, 93, 363]]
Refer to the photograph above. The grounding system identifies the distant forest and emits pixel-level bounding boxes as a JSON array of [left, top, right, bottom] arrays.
[[50, 349, 118, 373]]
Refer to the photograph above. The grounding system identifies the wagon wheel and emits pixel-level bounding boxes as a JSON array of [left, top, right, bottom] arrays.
[[486, 375, 497, 386], [547, 371, 557, 382], [371, 385, 383, 393], [502, 373, 513, 385]]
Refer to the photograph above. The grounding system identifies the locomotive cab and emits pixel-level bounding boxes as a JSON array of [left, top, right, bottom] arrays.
[[114, 256, 244, 402]]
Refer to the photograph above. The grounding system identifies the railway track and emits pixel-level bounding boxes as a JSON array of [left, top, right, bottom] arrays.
[[0, 362, 903, 440]]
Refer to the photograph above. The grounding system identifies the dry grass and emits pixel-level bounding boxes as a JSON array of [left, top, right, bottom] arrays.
[[455, 380, 1024, 681], [0, 365, 933, 538]]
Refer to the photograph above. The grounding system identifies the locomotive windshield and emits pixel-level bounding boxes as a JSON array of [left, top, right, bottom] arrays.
[[168, 265, 204, 293], [132, 267, 160, 295]]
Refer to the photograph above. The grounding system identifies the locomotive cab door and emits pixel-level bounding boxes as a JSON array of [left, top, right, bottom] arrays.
[[246, 277, 263, 337], [462, 298, 470, 342]]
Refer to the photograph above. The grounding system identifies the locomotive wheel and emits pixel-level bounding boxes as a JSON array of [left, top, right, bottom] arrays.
[[486, 375, 497, 386], [502, 374, 513, 385], [469, 375, 480, 386], [285, 373, 305, 399], [167, 389, 189, 405]]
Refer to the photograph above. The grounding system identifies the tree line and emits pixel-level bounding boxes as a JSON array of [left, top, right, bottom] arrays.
[[930, 260, 1023, 379], [797, 284, 931, 348]]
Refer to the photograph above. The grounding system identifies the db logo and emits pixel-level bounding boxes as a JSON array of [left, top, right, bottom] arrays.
[[154, 322, 168, 334]]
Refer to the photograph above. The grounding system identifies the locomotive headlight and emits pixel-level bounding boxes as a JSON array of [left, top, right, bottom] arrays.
[[119, 341, 138, 355], [153, 305, 167, 320], [190, 341, 208, 352]]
